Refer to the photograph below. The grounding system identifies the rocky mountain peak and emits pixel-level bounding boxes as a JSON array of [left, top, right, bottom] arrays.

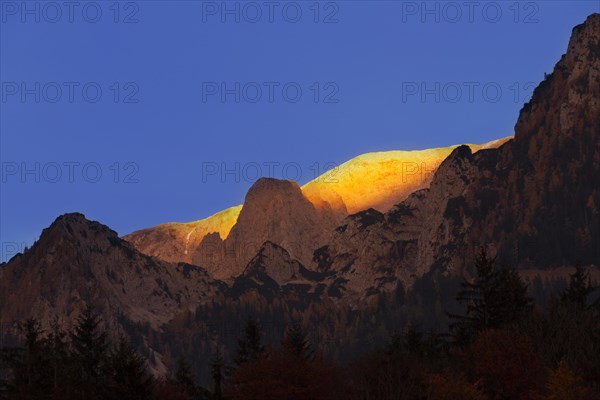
[[321, 14, 600, 294], [235, 178, 314, 228], [567, 13, 600, 64], [8, 213, 128, 271], [0, 212, 222, 342], [197, 178, 337, 279], [124, 140, 508, 275], [244, 177, 303, 201], [515, 13, 600, 142], [42, 213, 119, 243]]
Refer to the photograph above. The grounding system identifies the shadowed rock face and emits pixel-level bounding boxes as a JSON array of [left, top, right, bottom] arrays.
[[322, 13, 600, 296], [191, 178, 341, 280], [459, 12, 600, 267], [0, 213, 223, 336]]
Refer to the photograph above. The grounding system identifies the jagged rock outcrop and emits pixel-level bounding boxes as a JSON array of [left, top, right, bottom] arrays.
[[240, 241, 312, 287], [229, 241, 332, 298], [191, 178, 341, 279], [318, 145, 504, 296]]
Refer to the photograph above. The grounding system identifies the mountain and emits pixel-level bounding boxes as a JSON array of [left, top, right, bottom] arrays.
[[120, 205, 243, 269], [301, 137, 510, 214], [124, 138, 510, 278], [229, 241, 331, 296], [0, 213, 224, 373], [1, 13, 598, 385], [319, 13, 600, 297], [184, 12, 599, 299], [191, 178, 342, 279]]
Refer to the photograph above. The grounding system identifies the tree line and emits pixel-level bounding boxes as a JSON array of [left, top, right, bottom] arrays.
[[2, 250, 599, 399]]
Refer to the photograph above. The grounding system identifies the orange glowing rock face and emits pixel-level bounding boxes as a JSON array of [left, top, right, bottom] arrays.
[[162, 205, 242, 247], [178, 137, 511, 236], [301, 137, 512, 214], [125, 137, 511, 262], [124, 205, 243, 263]]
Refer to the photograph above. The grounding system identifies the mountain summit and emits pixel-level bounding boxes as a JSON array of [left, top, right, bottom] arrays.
[[320, 13, 600, 295], [191, 177, 339, 279], [125, 138, 509, 278], [0, 213, 222, 340]]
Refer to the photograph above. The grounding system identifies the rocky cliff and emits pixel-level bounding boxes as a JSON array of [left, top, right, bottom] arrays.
[[320, 13, 600, 299], [0, 213, 223, 335], [191, 178, 341, 279]]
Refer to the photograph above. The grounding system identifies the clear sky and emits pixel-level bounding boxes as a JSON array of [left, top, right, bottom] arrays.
[[1, 1, 599, 261]]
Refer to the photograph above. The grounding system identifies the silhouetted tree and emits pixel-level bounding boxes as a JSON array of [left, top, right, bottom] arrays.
[[522, 297, 600, 387], [402, 325, 424, 356], [209, 348, 225, 400], [449, 248, 532, 344], [105, 336, 154, 400], [6, 319, 53, 399], [562, 264, 596, 309], [234, 317, 264, 366], [46, 322, 69, 393], [175, 358, 198, 398], [282, 323, 314, 361], [70, 306, 109, 399]]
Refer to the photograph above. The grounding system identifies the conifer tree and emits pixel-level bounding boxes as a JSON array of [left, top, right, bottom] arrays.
[[209, 348, 225, 400], [282, 323, 314, 361], [450, 248, 532, 344], [175, 357, 198, 398], [562, 264, 596, 309], [234, 317, 264, 366], [70, 305, 109, 399], [106, 336, 154, 400], [46, 321, 69, 393], [15, 319, 52, 398]]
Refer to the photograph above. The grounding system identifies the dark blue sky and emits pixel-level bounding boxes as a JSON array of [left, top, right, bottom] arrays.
[[1, 1, 599, 261]]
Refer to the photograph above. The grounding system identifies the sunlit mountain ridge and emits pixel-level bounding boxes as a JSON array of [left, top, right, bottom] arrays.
[[124, 137, 511, 265]]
